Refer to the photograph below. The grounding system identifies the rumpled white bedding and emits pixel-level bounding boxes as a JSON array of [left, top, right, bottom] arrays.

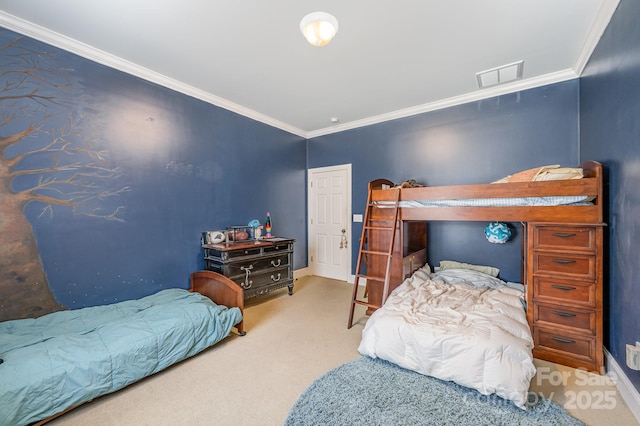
[[358, 266, 536, 409]]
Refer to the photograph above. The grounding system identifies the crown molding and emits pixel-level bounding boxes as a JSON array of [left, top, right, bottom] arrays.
[[306, 69, 578, 139], [0, 11, 307, 138], [573, 0, 620, 75]]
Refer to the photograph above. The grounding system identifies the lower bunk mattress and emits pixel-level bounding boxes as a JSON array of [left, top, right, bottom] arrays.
[[358, 266, 536, 409], [0, 288, 242, 425]]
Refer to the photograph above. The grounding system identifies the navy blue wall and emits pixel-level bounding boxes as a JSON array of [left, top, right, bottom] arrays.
[[308, 82, 580, 282], [580, 0, 640, 392], [1, 28, 306, 310]]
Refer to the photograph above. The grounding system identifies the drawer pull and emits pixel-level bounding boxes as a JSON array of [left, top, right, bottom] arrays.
[[552, 310, 576, 317], [551, 284, 576, 291], [270, 259, 282, 267], [552, 233, 576, 238], [240, 265, 254, 289], [270, 273, 282, 282], [552, 259, 576, 264], [551, 336, 576, 344]]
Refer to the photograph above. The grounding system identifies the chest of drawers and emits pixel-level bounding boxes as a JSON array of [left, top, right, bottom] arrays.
[[525, 223, 604, 372], [203, 238, 294, 300]]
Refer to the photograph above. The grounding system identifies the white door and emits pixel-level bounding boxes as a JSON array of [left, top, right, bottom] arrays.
[[308, 164, 352, 282]]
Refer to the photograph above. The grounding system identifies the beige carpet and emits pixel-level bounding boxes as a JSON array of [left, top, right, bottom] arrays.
[[50, 276, 638, 426]]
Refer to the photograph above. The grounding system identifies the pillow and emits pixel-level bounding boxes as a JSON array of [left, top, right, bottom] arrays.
[[430, 269, 507, 290], [533, 167, 583, 181], [492, 165, 583, 183], [437, 260, 500, 277]]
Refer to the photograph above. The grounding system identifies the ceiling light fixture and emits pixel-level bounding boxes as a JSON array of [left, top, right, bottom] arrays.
[[300, 12, 339, 47]]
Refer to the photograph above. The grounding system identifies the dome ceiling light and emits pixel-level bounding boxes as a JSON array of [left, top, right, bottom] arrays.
[[300, 12, 339, 47]]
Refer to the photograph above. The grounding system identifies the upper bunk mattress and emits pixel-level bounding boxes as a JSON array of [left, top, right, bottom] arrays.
[[376, 195, 591, 208]]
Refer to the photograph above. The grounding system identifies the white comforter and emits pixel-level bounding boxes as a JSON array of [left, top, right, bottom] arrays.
[[358, 266, 536, 409]]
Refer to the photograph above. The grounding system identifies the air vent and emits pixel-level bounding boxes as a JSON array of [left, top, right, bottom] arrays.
[[476, 60, 524, 89]]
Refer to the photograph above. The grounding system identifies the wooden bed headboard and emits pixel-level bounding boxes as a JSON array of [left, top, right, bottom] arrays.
[[190, 270, 245, 336], [369, 161, 604, 224]]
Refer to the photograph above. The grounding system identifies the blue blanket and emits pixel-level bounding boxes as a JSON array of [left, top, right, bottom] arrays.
[[0, 288, 242, 425]]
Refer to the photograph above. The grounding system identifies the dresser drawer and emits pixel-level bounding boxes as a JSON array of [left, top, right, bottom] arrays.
[[239, 266, 290, 289], [225, 253, 290, 276], [534, 327, 595, 363], [533, 303, 594, 334], [204, 246, 263, 261], [533, 253, 596, 280], [221, 246, 263, 260], [533, 226, 597, 253], [533, 277, 595, 307], [263, 242, 293, 254]]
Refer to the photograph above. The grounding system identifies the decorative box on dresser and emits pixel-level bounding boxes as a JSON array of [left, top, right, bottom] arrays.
[[525, 223, 604, 372], [203, 238, 295, 300]]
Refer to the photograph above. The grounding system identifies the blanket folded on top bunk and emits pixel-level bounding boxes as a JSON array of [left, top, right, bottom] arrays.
[[358, 266, 536, 409]]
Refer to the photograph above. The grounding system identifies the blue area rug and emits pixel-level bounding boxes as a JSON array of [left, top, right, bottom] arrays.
[[285, 356, 585, 426]]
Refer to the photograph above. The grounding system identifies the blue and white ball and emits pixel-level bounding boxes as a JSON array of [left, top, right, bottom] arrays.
[[484, 222, 511, 244]]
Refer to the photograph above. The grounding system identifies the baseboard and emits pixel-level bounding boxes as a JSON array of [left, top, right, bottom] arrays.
[[295, 270, 360, 285], [605, 348, 640, 423], [293, 267, 310, 280]]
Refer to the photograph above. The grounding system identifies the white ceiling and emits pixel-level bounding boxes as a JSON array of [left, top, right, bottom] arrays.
[[0, 1, 619, 138]]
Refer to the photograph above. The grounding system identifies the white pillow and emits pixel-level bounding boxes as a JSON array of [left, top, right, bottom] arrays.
[[437, 260, 500, 277], [431, 269, 507, 289]]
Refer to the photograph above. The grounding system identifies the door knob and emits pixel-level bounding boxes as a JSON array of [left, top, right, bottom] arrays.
[[340, 229, 348, 249]]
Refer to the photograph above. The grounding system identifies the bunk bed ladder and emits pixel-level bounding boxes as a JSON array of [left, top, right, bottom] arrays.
[[347, 185, 400, 329]]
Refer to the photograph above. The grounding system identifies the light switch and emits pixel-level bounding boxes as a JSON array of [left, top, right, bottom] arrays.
[[353, 214, 363, 222]]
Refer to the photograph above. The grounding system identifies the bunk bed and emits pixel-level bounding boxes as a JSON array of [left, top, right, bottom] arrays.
[[369, 160, 603, 223], [353, 161, 605, 407], [0, 270, 244, 426]]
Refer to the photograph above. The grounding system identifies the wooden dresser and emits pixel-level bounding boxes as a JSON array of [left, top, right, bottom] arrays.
[[525, 223, 604, 372], [203, 238, 294, 299]]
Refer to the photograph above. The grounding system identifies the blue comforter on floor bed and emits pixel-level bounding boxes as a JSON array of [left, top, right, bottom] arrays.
[[0, 288, 242, 425]]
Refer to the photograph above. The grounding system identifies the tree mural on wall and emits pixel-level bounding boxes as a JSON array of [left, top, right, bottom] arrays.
[[0, 33, 126, 321]]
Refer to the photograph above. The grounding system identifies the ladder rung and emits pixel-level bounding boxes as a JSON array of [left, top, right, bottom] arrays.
[[356, 274, 385, 282], [352, 299, 381, 309], [364, 225, 394, 231], [361, 250, 391, 256]]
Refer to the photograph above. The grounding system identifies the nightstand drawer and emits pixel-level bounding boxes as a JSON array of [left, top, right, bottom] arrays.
[[534, 328, 595, 362], [533, 303, 594, 334], [533, 253, 596, 280], [533, 226, 596, 253], [533, 277, 595, 307]]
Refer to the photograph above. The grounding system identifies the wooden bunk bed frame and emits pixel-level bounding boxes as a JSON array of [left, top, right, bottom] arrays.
[[368, 160, 603, 223], [359, 160, 605, 372]]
